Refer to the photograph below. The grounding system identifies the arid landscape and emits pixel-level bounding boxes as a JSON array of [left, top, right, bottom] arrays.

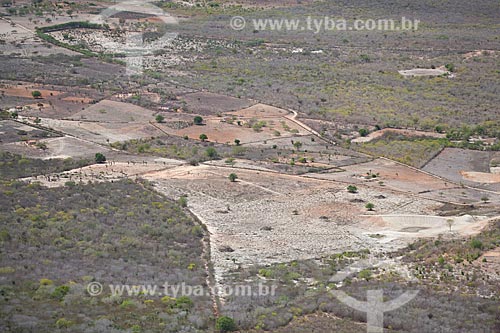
[[0, 0, 499, 332]]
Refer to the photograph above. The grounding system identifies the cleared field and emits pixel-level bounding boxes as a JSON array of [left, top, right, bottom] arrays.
[[357, 214, 488, 243], [461, 171, 500, 184], [0, 84, 63, 98], [180, 91, 255, 116], [423, 148, 500, 192], [1, 135, 109, 160], [307, 158, 500, 205], [22, 158, 183, 186], [0, 120, 59, 144], [227, 103, 289, 118], [165, 116, 308, 144], [70, 99, 155, 122], [136, 163, 489, 291], [33, 117, 164, 144]]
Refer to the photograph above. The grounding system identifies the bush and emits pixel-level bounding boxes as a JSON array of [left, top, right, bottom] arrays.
[[358, 128, 369, 137], [175, 296, 194, 310], [39, 278, 53, 286], [228, 173, 238, 182], [199, 134, 208, 142], [206, 147, 218, 158], [55, 318, 73, 329], [32, 90, 42, 98], [193, 116, 203, 125], [95, 153, 106, 163], [347, 185, 358, 193], [216, 316, 237, 332], [365, 202, 375, 211], [178, 196, 188, 207], [155, 114, 165, 123], [358, 269, 372, 281], [471, 239, 483, 249], [51, 285, 70, 301]]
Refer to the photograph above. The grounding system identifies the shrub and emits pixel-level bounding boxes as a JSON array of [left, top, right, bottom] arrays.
[[471, 239, 483, 250], [199, 133, 208, 142], [32, 90, 42, 98], [193, 116, 203, 125], [365, 203, 375, 211], [95, 153, 106, 163], [206, 147, 218, 158], [175, 296, 193, 309], [228, 173, 238, 182], [55, 318, 73, 329], [178, 196, 188, 207], [40, 278, 53, 286], [347, 185, 358, 193], [155, 114, 165, 123], [216, 316, 237, 332], [51, 285, 70, 301], [358, 269, 372, 281], [358, 128, 369, 137]]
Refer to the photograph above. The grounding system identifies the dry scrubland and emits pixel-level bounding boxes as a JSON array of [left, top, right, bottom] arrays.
[[1, 0, 500, 332]]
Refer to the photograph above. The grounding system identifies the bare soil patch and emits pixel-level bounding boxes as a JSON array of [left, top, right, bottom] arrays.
[[0, 83, 63, 99], [70, 99, 155, 123], [460, 171, 500, 184], [424, 148, 500, 191], [180, 91, 255, 116], [398, 68, 449, 77]]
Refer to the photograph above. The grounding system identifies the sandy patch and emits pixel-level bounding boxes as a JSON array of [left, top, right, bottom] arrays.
[[460, 171, 500, 183], [398, 68, 449, 77]]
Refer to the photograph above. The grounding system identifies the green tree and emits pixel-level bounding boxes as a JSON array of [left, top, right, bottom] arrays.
[[32, 90, 42, 98], [193, 116, 203, 125], [234, 139, 241, 146], [155, 114, 164, 123], [228, 173, 238, 182], [365, 202, 375, 211], [95, 153, 106, 163], [216, 316, 237, 332], [199, 133, 208, 142]]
